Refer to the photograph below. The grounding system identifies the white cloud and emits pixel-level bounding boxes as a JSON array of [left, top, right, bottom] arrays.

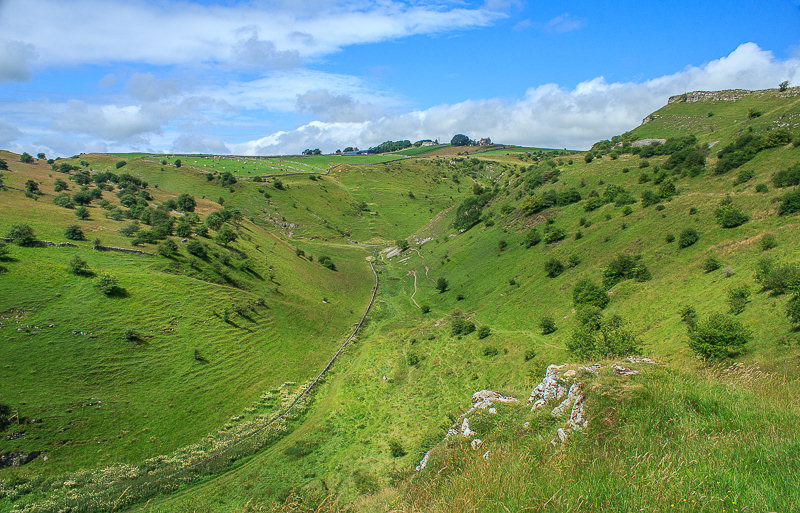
[[544, 13, 585, 33], [0, 40, 37, 82], [230, 43, 800, 154], [296, 89, 385, 122], [0, 0, 502, 70], [127, 73, 184, 102], [0, 118, 22, 146], [171, 134, 231, 154]]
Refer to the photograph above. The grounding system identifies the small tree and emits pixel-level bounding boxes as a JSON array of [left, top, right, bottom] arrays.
[[186, 240, 206, 258], [174, 159, 182, 168], [787, 293, 800, 325], [477, 325, 491, 339], [396, 239, 409, 252], [75, 206, 90, 220], [522, 227, 541, 248], [68, 255, 91, 275], [687, 313, 750, 359], [20, 152, 34, 164], [779, 80, 790, 92], [176, 193, 196, 212], [436, 277, 449, 293], [25, 180, 40, 195], [714, 197, 749, 228], [158, 239, 179, 257], [115, 160, 127, 169], [64, 225, 85, 241], [727, 285, 751, 314], [572, 278, 609, 309], [95, 272, 120, 296], [450, 134, 470, 146], [7, 224, 35, 246]]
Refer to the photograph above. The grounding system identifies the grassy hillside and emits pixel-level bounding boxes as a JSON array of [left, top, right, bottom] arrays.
[[2, 88, 800, 513]]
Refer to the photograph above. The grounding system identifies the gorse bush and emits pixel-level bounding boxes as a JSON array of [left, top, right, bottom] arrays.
[[687, 313, 751, 359]]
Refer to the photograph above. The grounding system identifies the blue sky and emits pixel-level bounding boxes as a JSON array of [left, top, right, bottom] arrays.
[[1, 0, 799, 156]]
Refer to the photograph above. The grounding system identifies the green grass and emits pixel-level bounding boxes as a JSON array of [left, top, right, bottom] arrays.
[[2, 88, 800, 513], [392, 145, 450, 156]]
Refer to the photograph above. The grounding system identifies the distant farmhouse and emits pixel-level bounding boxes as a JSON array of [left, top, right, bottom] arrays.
[[478, 137, 492, 146]]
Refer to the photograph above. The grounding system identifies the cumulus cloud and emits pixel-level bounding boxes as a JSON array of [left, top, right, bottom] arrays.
[[51, 101, 170, 141], [544, 13, 585, 33], [171, 134, 231, 154], [0, 40, 37, 82], [127, 73, 184, 102], [232, 43, 800, 154], [296, 90, 384, 122], [0, 118, 22, 146], [0, 0, 502, 69]]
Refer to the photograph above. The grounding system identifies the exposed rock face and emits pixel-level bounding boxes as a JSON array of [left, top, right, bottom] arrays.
[[528, 364, 567, 410], [0, 451, 40, 469], [416, 390, 519, 471]]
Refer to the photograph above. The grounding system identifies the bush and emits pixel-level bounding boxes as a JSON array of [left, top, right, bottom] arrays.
[[186, 240, 207, 258], [567, 311, 639, 359], [396, 239, 409, 251], [75, 206, 90, 220], [497, 239, 507, 251], [755, 183, 768, 193], [318, 255, 336, 271], [714, 197, 749, 228], [214, 227, 238, 246], [755, 258, 800, 295], [420, 305, 430, 314], [176, 193, 196, 212], [787, 293, 800, 325], [522, 228, 541, 248], [760, 234, 778, 251], [115, 160, 127, 169], [572, 278, 609, 309], [53, 193, 74, 209], [95, 272, 120, 296], [703, 256, 722, 273], [64, 225, 85, 241], [544, 258, 564, 278], [773, 164, 800, 188], [524, 349, 537, 361], [20, 152, 34, 164], [477, 326, 491, 339], [727, 285, 751, 314], [602, 254, 650, 288], [68, 255, 90, 275], [7, 224, 35, 246], [687, 313, 751, 359], [158, 239, 179, 257], [450, 310, 475, 336], [389, 440, 407, 458], [678, 228, 699, 248], [482, 345, 499, 357], [622, 205, 633, 216], [406, 352, 419, 367], [542, 224, 565, 244], [567, 254, 581, 268], [539, 316, 557, 334], [778, 190, 800, 215], [436, 277, 448, 293], [665, 233, 675, 243], [679, 305, 697, 328]]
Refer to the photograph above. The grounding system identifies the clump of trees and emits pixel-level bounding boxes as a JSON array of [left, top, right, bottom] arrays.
[[602, 254, 651, 288]]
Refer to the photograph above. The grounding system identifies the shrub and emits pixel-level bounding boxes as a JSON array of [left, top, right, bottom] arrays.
[[522, 228, 541, 248], [665, 233, 675, 243], [477, 326, 491, 339], [544, 258, 564, 278], [64, 225, 85, 241], [115, 160, 127, 169], [75, 206, 90, 220], [687, 313, 751, 359], [406, 352, 420, 367], [497, 239, 507, 251], [214, 226, 238, 246], [542, 224, 566, 244], [20, 152, 34, 164], [68, 255, 90, 275], [755, 258, 800, 295], [602, 254, 650, 288], [567, 254, 581, 268], [176, 193, 196, 212], [703, 256, 721, 273], [396, 239, 409, 251], [420, 305, 430, 314], [436, 277, 448, 293], [7, 224, 35, 246], [773, 164, 800, 188], [524, 349, 537, 361], [584, 153, 594, 163], [319, 255, 336, 271], [787, 293, 800, 325], [727, 285, 751, 314], [53, 193, 74, 209], [572, 278, 609, 309], [482, 345, 499, 357], [714, 197, 749, 228], [778, 190, 800, 215], [679, 305, 697, 328], [389, 440, 407, 458], [95, 272, 120, 296], [158, 239, 179, 257], [678, 228, 699, 248], [567, 311, 639, 359], [186, 240, 207, 258], [539, 316, 557, 334], [760, 234, 777, 251], [622, 205, 633, 216]]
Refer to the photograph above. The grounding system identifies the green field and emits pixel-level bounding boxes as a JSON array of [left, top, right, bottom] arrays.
[[2, 88, 800, 513], [392, 144, 450, 156]]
